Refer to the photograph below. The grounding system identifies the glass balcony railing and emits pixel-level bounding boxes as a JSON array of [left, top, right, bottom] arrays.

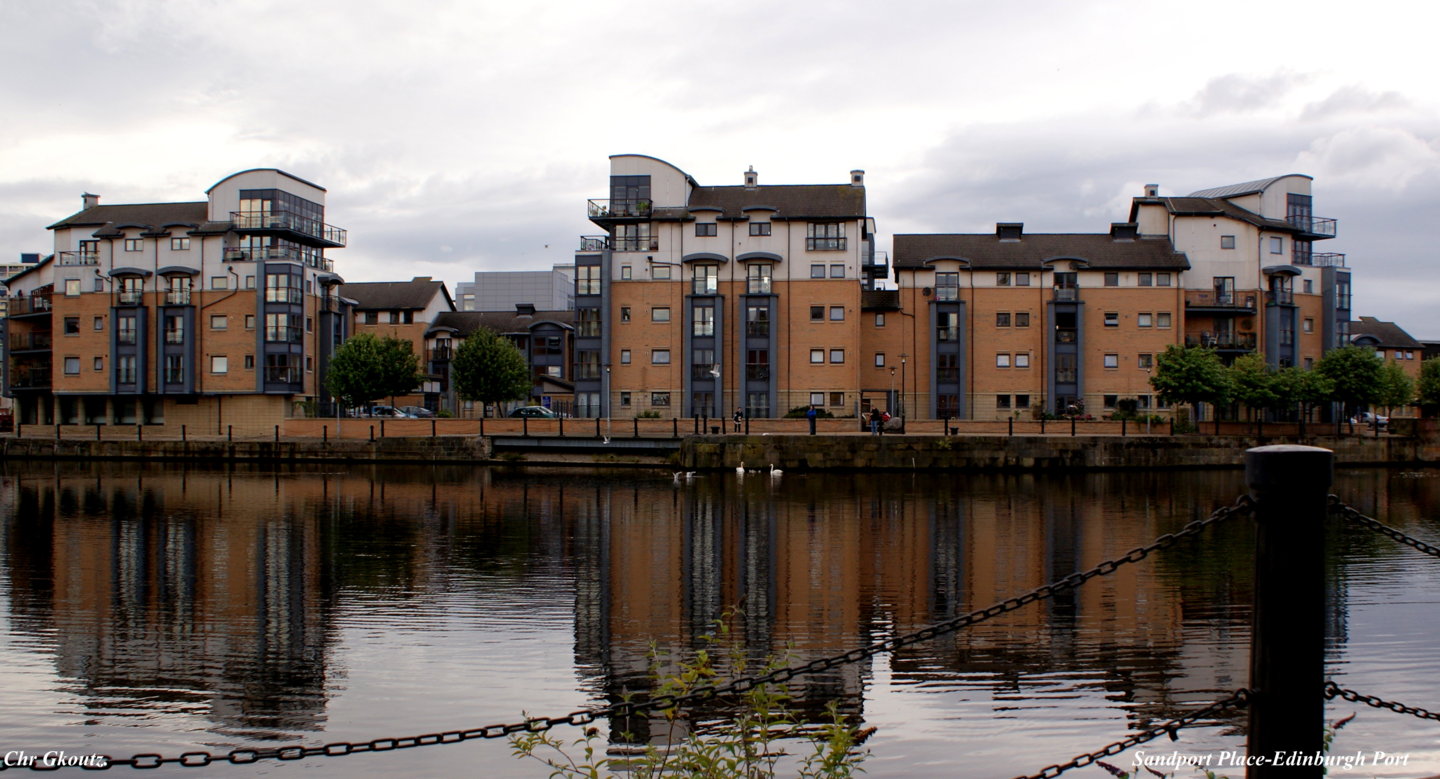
[[232, 210, 347, 247], [224, 246, 334, 271], [118, 291, 144, 306], [587, 199, 653, 219], [1053, 287, 1079, 302], [165, 290, 192, 305], [1287, 215, 1337, 237], [6, 295, 51, 315], [1312, 252, 1347, 267], [1186, 290, 1256, 310], [8, 332, 52, 351], [57, 251, 99, 266]]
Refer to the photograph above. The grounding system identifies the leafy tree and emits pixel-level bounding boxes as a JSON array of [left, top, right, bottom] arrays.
[[1315, 345, 1383, 417], [451, 327, 531, 416], [325, 333, 424, 411], [1272, 365, 1333, 427], [1150, 345, 1231, 423], [1375, 360, 1415, 416], [1228, 352, 1278, 420], [1420, 358, 1440, 417]]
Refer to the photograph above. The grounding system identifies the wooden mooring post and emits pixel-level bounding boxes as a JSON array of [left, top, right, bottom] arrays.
[[1244, 445, 1332, 778]]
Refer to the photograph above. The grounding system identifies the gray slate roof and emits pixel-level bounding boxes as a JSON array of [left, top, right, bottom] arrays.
[[1349, 316, 1423, 349], [47, 202, 209, 232], [429, 310, 574, 337], [342, 279, 452, 311], [893, 233, 1188, 271], [1188, 175, 1309, 199], [685, 184, 865, 220]]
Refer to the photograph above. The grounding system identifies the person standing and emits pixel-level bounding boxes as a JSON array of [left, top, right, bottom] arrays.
[[733, 408, 744, 433], [869, 406, 882, 436], [806, 405, 817, 435]]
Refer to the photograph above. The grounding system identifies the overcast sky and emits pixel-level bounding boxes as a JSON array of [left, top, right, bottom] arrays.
[[2, 0, 1436, 336]]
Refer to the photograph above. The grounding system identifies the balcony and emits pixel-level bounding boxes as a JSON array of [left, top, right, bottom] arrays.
[[265, 367, 301, 384], [1053, 287, 1079, 302], [8, 332, 52, 351], [1287, 215, 1337, 238], [118, 291, 144, 306], [745, 322, 770, 338], [745, 365, 770, 381], [1186, 332, 1257, 351], [10, 365, 52, 389], [1185, 290, 1257, 313], [863, 250, 889, 276], [746, 278, 772, 294], [806, 237, 847, 252], [6, 295, 52, 316], [223, 245, 334, 271], [1311, 252, 1347, 268], [57, 250, 99, 266], [265, 327, 303, 344], [578, 235, 611, 252], [428, 346, 452, 363], [165, 289, 192, 305], [587, 199, 653, 220], [232, 210, 347, 248], [937, 326, 960, 342], [1266, 289, 1295, 305]]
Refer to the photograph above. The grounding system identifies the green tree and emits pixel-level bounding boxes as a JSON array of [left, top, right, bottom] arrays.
[[325, 333, 424, 411], [1375, 360, 1415, 416], [1150, 345, 1231, 423], [1420, 358, 1440, 417], [451, 327, 531, 416], [1272, 365, 1333, 427], [1228, 352, 1278, 420], [1315, 345, 1383, 418]]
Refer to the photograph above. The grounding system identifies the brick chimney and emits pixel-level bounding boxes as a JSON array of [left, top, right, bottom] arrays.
[[82, 193, 100, 209]]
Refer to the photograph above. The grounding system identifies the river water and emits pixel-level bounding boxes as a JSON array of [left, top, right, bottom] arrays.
[[0, 461, 1437, 778]]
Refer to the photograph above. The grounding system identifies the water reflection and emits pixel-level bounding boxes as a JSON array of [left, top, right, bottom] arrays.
[[1, 462, 1438, 777]]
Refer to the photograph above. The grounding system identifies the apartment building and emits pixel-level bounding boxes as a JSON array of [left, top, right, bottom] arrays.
[[1131, 175, 1349, 371], [893, 223, 1190, 419], [454, 265, 574, 312], [342, 277, 454, 412], [573, 155, 883, 419], [427, 306, 576, 416], [1349, 315, 1425, 384], [2, 169, 349, 433]]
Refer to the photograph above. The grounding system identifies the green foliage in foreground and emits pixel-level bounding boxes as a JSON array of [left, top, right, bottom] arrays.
[[511, 614, 868, 778]]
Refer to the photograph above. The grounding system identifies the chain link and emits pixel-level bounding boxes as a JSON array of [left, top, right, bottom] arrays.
[[6, 495, 1252, 771], [1329, 495, 1440, 559], [1326, 681, 1440, 722], [1013, 689, 1252, 779]]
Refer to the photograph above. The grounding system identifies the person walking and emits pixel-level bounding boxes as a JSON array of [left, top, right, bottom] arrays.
[[806, 405, 817, 435], [869, 406, 882, 436]]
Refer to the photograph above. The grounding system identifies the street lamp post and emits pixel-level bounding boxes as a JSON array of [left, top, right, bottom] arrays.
[[889, 366, 896, 414], [899, 354, 908, 419], [604, 367, 612, 441]]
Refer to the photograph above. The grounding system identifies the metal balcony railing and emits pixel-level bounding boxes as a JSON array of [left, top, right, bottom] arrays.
[[223, 246, 334, 271], [578, 235, 611, 252], [428, 347, 452, 362], [118, 291, 144, 306], [1186, 332, 1258, 350], [745, 366, 770, 381], [232, 210, 347, 247], [1312, 252, 1347, 267], [165, 290, 191, 305], [1267, 290, 1295, 305], [57, 250, 99, 266], [1186, 290, 1257, 310], [8, 332, 52, 351], [1287, 215, 1337, 237], [806, 237, 847, 252], [745, 322, 770, 338], [1053, 287, 1080, 302], [5, 295, 52, 315], [10, 366, 52, 388], [587, 199, 653, 219]]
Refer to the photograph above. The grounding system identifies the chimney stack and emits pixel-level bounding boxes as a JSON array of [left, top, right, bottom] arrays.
[[82, 193, 100, 209], [850, 170, 865, 187], [1144, 184, 1159, 197], [744, 166, 758, 189]]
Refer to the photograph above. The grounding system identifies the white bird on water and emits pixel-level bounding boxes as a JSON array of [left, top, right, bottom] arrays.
[[736, 461, 746, 476], [769, 464, 783, 477]]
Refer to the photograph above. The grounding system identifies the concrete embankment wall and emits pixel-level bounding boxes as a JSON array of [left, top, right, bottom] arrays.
[[0, 436, 491, 464], [683, 433, 1440, 471]]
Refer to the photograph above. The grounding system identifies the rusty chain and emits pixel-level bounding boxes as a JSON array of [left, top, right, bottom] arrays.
[[1329, 495, 1440, 559], [1, 494, 1254, 771], [1326, 681, 1440, 722], [1013, 689, 1252, 779]]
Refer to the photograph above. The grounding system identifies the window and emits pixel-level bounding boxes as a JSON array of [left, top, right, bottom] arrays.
[[266, 313, 300, 342], [875, 313, 885, 327], [806, 223, 845, 251], [829, 306, 844, 321], [1103, 395, 1118, 410], [211, 355, 228, 374], [651, 392, 670, 407], [211, 276, 228, 290], [747, 263, 772, 294], [810, 306, 824, 321], [245, 355, 255, 370], [996, 312, 1011, 327], [1138, 272, 1153, 287], [64, 356, 80, 375], [64, 278, 80, 296], [692, 305, 714, 336], [363, 311, 378, 325], [829, 349, 844, 363], [165, 355, 184, 384], [94, 357, 103, 371], [996, 272, 1011, 286], [1016, 273, 1030, 287], [1270, 236, 1283, 254], [1221, 235, 1236, 249], [874, 353, 885, 367], [117, 316, 136, 344], [810, 349, 824, 364], [830, 264, 845, 278], [749, 222, 771, 236], [1156, 312, 1172, 328], [746, 349, 769, 380], [1014, 353, 1029, 368], [997, 394, 1011, 410], [117, 356, 137, 384], [577, 308, 600, 337], [652, 307, 670, 322], [244, 275, 255, 289], [164, 315, 185, 344], [746, 304, 770, 336], [695, 222, 717, 237], [810, 264, 826, 278], [620, 306, 631, 322], [1138, 353, 1154, 370], [1138, 313, 1153, 328], [935, 272, 959, 301], [996, 353, 1011, 368], [620, 265, 632, 280], [245, 314, 255, 330], [691, 264, 718, 295], [1104, 272, 1119, 287], [1104, 353, 1119, 369], [1104, 312, 1119, 327], [1015, 312, 1030, 327], [171, 237, 190, 251], [265, 273, 300, 304], [829, 392, 844, 407], [93, 278, 103, 292], [620, 349, 631, 364], [809, 392, 825, 406], [651, 264, 671, 280], [1303, 318, 1314, 333], [124, 238, 142, 252], [64, 316, 80, 335], [620, 392, 632, 407], [1016, 394, 1030, 408], [1303, 279, 1313, 294], [652, 349, 670, 364], [1157, 272, 1172, 286], [92, 316, 104, 331]]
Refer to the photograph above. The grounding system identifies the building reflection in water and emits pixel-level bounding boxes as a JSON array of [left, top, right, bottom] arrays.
[[3, 462, 1414, 757]]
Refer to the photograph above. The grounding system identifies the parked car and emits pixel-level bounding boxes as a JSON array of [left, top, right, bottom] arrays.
[[368, 405, 413, 418], [399, 406, 435, 418], [508, 406, 559, 419], [1354, 411, 1388, 428]]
